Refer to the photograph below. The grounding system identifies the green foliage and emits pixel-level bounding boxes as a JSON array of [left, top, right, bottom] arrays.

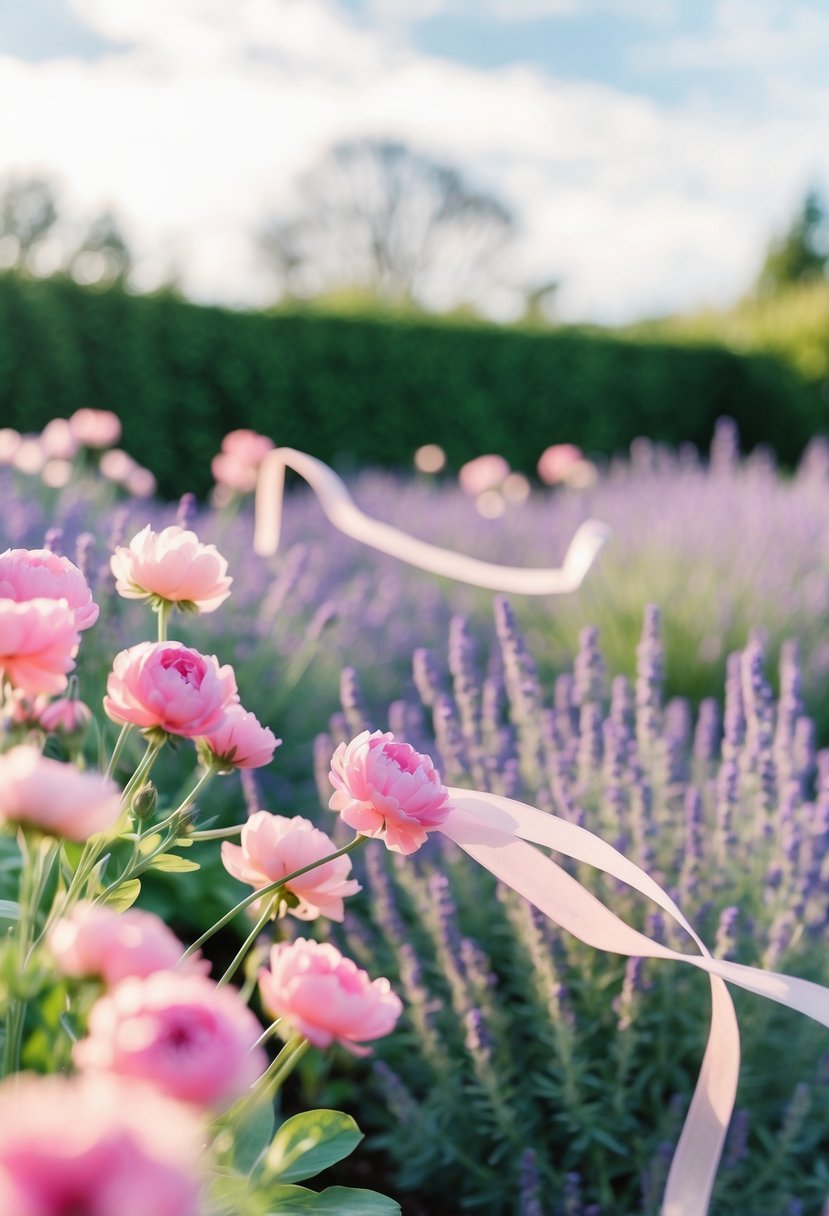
[[755, 190, 828, 297], [0, 273, 820, 499]]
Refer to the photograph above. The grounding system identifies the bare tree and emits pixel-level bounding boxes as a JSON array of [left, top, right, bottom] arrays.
[[259, 139, 515, 310]]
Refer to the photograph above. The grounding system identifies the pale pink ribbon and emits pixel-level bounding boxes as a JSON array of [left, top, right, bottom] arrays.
[[440, 791, 829, 1216], [254, 447, 609, 594], [252, 447, 829, 1212]]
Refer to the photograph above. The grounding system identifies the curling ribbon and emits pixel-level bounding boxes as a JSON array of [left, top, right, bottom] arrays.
[[440, 790, 829, 1216], [254, 447, 609, 595]]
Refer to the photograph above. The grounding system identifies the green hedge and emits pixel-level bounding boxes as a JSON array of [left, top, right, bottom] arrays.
[[0, 274, 822, 498]]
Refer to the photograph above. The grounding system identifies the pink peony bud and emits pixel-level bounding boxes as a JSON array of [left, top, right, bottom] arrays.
[[38, 694, 93, 738], [74, 971, 267, 1109], [0, 547, 99, 630], [221, 811, 360, 921], [49, 901, 210, 985], [0, 598, 80, 697], [0, 746, 121, 841], [201, 704, 280, 770], [104, 641, 238, 738], [111, 524, 232, 613], [459, 454, 510, 496], [0, 1073, 204, 1216], [69, 407, 122, 448], [329, 729, 451, 855], [259, 939, 402, 1056], [537, 443, 583, 486]]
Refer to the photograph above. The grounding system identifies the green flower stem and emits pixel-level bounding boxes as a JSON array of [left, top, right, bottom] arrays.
[[105, 721, 133, 780], [169, 765, 217, 822], [180, 835, 366, 961], [216, 898, 278, 989], [156, 599, 173, 643], [227, 1034, 310, 1127], [120, 739, 165, 807], [188, 824, 244, 842], [2, 834, 57, 1078]]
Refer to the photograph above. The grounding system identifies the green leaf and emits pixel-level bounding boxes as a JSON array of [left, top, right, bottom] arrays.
[[148, 854, 200, 873], [266, 1110, 363, 1184], [233, 1099, 276, 1173], [138, 832, 164, 856], [103, 878, 141, 911], [0, 900, 20, 922], [264, 1185, 401, 1215]]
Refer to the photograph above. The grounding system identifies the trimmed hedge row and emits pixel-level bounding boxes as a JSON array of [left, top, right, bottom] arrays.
[[0, 274, 822, 498]]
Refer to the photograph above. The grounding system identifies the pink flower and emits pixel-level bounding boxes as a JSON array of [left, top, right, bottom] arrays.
[[537, 443, 583, 486], [49, 902, 209, 985], [0, 547, 99, 629], [0, 599, 80, 697], [0, 1073, 203, 1216], [104, 641, 238, 737], [111, 524, 232, 613], [69, 407, 122, 448], [40, 417, 80, 460], [221, 812, 360, 921], [222, 429, 275, 463], [0, 746, 121, 841], [74, 971, 267, 1109], [329, 730, 451, 855], [38, 694, 93, 737], [201, 704, 280, 770], [459, 454, 510, 496], [259, 939, 402, 1055], [211, 430, 274, 494]]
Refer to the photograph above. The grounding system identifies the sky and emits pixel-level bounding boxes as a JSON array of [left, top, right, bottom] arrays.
[[0, 0, 827, 322]]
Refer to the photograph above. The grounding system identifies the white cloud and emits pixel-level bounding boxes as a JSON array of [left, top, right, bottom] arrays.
[[1, 0, 827, 320]]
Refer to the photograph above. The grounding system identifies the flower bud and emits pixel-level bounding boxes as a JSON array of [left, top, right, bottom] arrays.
[[131, 782, 158, 821]]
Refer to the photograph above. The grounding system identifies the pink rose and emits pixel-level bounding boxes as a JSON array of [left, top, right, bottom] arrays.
[[69, 407, 122, 448], [111, 524, 232, 612], [104, 641, 238, 737], [0, 1073, 203, 1216], [74, 971, 267, 1109], [259, 939, 402, 1056], [49, 902, 209, 985], [221, 812, 360, 921], [329, 730, 451, 855], [537, 443, 583, 486], [0, 547, 99, 629], [458, 454, 510, 496], [0, 598, 80, 696], [0, 746, 121, 841], [201, 704, 280, 770]]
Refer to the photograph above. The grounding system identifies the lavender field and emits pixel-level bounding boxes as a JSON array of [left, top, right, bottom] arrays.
[[3, 419, 829, 1214]]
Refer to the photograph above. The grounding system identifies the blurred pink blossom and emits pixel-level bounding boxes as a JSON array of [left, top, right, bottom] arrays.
[[201, 704, 280, 770], [12, 437, 46, 475], [37, 693, 92, 738], [221, 811, 359, 921], [0, 427, 20, 463], [329, 729, 451, 855], [0, 1073, 204, 1216], [40, 417, 79, 460], [69, 408, 122, 448], [99, 448, 137, 482], [111, 525, 232, 613], [0, 546, 99, 630], [537, 443, 583, 485], [74, 971, 266, 1109], [125, 466, 157, 498], [0, 746, 121, 841], [49, 901, 208, 985], [259, 939, 402, 1055], [459, 454, 510, 496], [0, 598, 80, 696], [104, 641, 238, 737], [211, 429, 274, 494]]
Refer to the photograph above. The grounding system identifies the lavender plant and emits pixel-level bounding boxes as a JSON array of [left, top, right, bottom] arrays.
[[316, 604, 829, 1216]]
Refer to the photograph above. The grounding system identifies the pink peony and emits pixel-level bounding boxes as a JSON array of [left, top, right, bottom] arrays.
[[329, 730, 451, 855], [221, 812, 360, 921], [69, 407, 122, 448], [74, 971, 267, 1109], [111, 524, 232, 612], [259, 939, 402, 1055], [37, 694, 93, 737], [201, 704, 280, 770], [0, 1072, 203, 1216], [0, 746, 122, 841], [49, 902, 209, 986], [458, 454, 510, 496], [0, 599, 80, 697], [104, 641, 238, 737], [0, 547, 99, 629], [537, 443, 583, 486]]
